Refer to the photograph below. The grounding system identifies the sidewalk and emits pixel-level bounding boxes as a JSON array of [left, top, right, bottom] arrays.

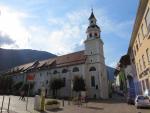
[[0, 108, 17, 113]]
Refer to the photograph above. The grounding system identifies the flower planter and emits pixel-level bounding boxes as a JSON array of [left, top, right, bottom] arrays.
[[45, 103, 60, 110]]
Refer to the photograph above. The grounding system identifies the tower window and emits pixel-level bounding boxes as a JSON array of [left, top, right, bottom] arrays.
[[89, 33, 92, 37], [91, 20, 93, 23], [95, 33, 97, 37]]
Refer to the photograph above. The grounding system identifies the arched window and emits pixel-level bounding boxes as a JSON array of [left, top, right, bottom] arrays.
[[89, 67, 96, 71], [53, 70, 58, 74], [89, 33, 92, 37], [62, 69, 68, 73], [95, 33, 97, 37], [72, 67, 79, 72], [46, 80, 48, 84]]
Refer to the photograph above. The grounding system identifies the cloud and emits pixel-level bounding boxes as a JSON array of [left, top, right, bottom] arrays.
[[0, 31, 15, 45], [28, 9, 89, 55], [46, 9, 132, 55], [0, 5, 30, 49], [0, 4, 133, 68]]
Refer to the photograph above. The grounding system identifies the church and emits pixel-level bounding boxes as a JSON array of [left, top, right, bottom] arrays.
[[5, 11, 109, 99]]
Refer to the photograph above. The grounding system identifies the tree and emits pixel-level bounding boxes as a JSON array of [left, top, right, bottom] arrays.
[[20, 82, 34, 96], [50, 78, 65, 98], [12, 81, 23, 95], [73, 76, 86, 95], [0, 76, 13, 94]]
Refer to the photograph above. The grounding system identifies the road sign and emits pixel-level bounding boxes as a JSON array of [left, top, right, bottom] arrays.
[[27, 73, 35, 81]]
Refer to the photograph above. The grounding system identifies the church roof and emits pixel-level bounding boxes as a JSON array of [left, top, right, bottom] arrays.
[[87, 24, 100, 29], [55, 51, 86, 67], [88, 11, 96, 20], [4, 50, 86, 75]]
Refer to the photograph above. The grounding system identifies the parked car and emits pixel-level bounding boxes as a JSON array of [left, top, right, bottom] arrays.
[[135, 95, 150, 108]]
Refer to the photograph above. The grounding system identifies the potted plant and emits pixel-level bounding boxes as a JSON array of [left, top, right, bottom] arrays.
[[45, 100, 60, 110]]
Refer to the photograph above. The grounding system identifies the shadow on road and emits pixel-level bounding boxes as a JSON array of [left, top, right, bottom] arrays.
[[89, 98, 126, 104], [46, 108, 63, 112], [85, 106, 104, 110], [88, 93, 126, 104], [27, 108, 63, 113]]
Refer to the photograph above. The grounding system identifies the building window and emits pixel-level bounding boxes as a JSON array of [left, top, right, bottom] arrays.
[[89, 67, 96, 71], [142, 55, 146, 69], [72, 67, 79, 72], [136, 63, 139, 75], [96, 85, 98, 89], [136, 33, 142, 46], [135, 40, 139, 51], [146, 48, 150, 62], [94, 94, 96, 98], [95, 33, 97, 37], [63, 77, 66, 87], [139, 59, 142, 72], [142, 80, 145, 91], [62, 69, 68, 73], [38, 89, 41, 94], [45, 89, 47, 95], [46, 80, 48, 85], [134, 47, 136, 55], [89, 33, 92, 37], [91, 76, 95, 87], [145, 79, 149, 89], [145, 8, 150, 33], [141, 24, 146, 38], [40, 73, 42, 76], [133, 48, 136, 56], [53, 70, 58, 74]]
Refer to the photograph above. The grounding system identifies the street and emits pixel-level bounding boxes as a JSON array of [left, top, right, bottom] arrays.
[[0, 96, 150, 113]]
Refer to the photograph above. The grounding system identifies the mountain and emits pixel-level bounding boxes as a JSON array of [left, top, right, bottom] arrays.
[[106, 66, 115, 81], [0, 48, 56, 72]]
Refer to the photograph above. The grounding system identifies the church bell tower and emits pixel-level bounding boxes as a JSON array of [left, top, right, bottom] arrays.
[[84, 10, 108, 99]]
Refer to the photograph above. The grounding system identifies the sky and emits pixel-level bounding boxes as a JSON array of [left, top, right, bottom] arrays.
[[0, 0, 139, 67]]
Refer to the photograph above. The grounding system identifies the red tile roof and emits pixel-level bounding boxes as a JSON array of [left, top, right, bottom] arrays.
[[55, 51, 86, 67], [4, 50, 86, 75]]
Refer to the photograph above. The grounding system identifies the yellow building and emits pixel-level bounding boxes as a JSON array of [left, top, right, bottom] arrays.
[[128, 0, 150, 94]]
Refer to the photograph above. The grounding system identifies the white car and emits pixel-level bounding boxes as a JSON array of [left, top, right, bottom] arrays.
[[135, 95, 150, 108]]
